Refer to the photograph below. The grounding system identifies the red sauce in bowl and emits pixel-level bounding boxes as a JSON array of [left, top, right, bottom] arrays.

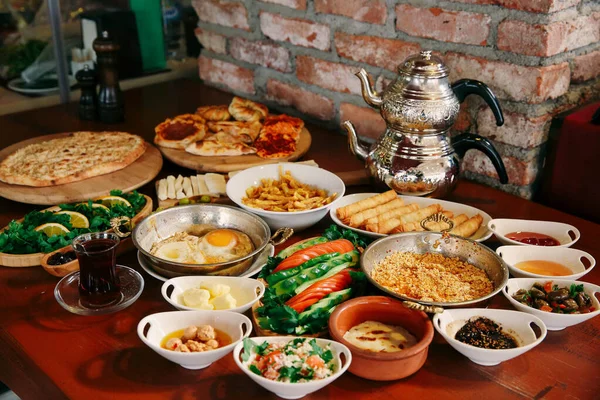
[[505, 231, 560, 246]]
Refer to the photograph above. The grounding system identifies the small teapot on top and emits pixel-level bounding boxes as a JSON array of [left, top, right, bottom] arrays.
[[343, 50, 508, 198]]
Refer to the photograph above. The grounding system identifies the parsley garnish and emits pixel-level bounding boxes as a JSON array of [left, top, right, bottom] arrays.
[[279, 366, 303, 383], [248, 365, 262, 376], [241, 338, 256, 362]]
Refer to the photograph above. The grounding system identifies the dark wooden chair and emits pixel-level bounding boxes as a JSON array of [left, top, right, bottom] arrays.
[[535, 102, 600, 223]]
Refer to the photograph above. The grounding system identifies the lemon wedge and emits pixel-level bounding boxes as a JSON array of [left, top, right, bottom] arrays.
[[35, 223, 70, 237], [55, 211, 90, 228], [98, 195, 131, 208], [76, 202, 110, 211]]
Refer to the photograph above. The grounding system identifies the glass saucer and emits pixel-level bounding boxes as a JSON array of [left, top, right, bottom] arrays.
[[54, 265, 144, 316]]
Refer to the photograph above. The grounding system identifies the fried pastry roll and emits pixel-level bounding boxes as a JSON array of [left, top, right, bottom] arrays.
[[346, 198, 405, 227], [450, 214, 483, 238], [364, 203, 419, 226], [336, 190, 397, 221]]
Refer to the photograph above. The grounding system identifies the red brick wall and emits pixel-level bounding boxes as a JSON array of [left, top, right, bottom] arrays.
[[193, 0, 600, 198]]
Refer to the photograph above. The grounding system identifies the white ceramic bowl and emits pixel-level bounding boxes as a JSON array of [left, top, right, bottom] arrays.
[[330, 193, 494, 242], [433, 308, 547, 366], [137, 310, 252, 369], [233, 336, 352, 399], [488, 218, 580, 247], [226, 163, 345, 231], [502, 278, 600, 331], [497, 245, 596, 280], [161, 276, 265, 313]]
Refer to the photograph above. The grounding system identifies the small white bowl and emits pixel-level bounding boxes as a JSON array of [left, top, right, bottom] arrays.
[[433, 308, 547, 366], [226, 163, 346, 231], [497, 245, 595, 280], [503, 278, 600, 331], [488, 218, 580, 247], [161, 276, 265, 313], [137, 310, 252, 369], [233, 336, 352, 399]]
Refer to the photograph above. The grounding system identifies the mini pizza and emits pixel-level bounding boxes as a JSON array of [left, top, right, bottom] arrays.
[[253, 115, 304, 159], [154, 114, 207, 149], [228, 97, 268, 122], [185, 134, 256, 156], [196, 105, 231, 121], [206, 121, 262, 144], [0, 131, 146, 187]]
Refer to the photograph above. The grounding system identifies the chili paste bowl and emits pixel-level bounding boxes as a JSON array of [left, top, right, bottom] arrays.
[[503, 278, 600, 331], [433, 308, 547, 366], [488, 219, 580, 247]]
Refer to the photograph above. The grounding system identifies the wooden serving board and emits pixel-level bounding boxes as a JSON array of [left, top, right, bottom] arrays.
[[0, 133, 163, 205], [159, 127, 312, 173], [0, 194, 153, 268]]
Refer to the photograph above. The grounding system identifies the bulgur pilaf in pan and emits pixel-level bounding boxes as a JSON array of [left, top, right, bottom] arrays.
[[371, 252, 493, 302]]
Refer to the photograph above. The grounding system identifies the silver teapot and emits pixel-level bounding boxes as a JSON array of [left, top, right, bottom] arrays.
[[343, 50, 508, 198]]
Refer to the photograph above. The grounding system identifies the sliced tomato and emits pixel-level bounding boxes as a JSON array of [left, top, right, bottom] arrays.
[[306, 355, 325, 369], [272, 239, 354, 273], [540, 305, 553, 312], [543, 281, 553, 293], [285, 270, 352, 312]]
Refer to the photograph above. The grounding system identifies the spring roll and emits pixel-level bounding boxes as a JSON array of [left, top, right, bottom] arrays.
[[450, 214, 483, 238], [346, 198, 405, 227], [372, 204, 442, 234], [451, 214, 469, 227], [365, 203, 419, 226], [392, 220, 426, 233], [336, 190, 397, 221]]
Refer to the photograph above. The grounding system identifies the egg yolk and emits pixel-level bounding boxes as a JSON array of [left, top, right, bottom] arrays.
[[205, 229, 237, 247]]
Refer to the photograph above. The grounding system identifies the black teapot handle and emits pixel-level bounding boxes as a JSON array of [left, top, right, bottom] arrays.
[[452, 133, 509, 184], [452, 79, 504, 127]]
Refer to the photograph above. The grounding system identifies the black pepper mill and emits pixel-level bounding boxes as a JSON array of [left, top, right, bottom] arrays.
[[93, 31, 124, 123], [75, 65, 97, 121]]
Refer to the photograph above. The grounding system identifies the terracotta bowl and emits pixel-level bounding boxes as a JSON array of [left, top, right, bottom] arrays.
[[328, 296, 433, 381]]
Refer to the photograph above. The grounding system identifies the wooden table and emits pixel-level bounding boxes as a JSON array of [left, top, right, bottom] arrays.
[[0, 80, 598, 400]]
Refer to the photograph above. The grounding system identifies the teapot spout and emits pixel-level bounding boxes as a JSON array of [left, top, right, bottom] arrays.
[[356, 69, 383, 109], [342, 120, 368, 161]]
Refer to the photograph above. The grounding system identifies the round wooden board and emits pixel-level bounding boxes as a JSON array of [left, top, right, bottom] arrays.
[[0, 133, 163, 205], [158, 127, 312, 173]]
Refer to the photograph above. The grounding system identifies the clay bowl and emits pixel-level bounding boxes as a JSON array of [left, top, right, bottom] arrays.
[[328, 296, 433, 381]]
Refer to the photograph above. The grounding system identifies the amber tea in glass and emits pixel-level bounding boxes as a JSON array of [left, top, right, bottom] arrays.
[[73, 232, 121, 307]]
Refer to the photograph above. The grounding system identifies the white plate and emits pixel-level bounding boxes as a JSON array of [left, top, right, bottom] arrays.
[[136, 244, 274, 281], [433, 308, 547, 366], [233, 336, 352, 399], [161, 276, 265, 313], [497, 245, 595, 280], [329, 193, 493, 242], [502, 278, 600, 330], [8, 74, 76, 95], [488, 218, 580, 247]]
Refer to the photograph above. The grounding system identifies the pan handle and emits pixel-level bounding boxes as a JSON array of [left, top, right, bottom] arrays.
[[403, 301, 444, 314], [268, 227, 294, 246]]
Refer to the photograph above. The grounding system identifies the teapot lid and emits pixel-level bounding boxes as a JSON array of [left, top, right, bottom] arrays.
[[398, 50, 448, 78]]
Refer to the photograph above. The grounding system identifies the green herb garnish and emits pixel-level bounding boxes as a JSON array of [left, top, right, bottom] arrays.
[[0, 191, 145, 255]]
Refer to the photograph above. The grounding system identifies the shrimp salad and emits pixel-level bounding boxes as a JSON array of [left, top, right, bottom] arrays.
[[241, 338, 336, 383]]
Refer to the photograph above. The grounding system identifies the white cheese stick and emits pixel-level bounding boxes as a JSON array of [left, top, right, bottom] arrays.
[[183, 177, 193, 198], [176, 188, 186, 199], [190, 175, 200, 196], [157, 179, 168, 201], [196, 175, 211, 196], [205, 173, 226, 195], [166, 175, 176, 199], [175, 175, 184, 192]]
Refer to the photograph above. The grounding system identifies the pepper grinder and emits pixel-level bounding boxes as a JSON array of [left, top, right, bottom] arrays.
[[93, 31, 124, 123], [75, 65, 97, 121]]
